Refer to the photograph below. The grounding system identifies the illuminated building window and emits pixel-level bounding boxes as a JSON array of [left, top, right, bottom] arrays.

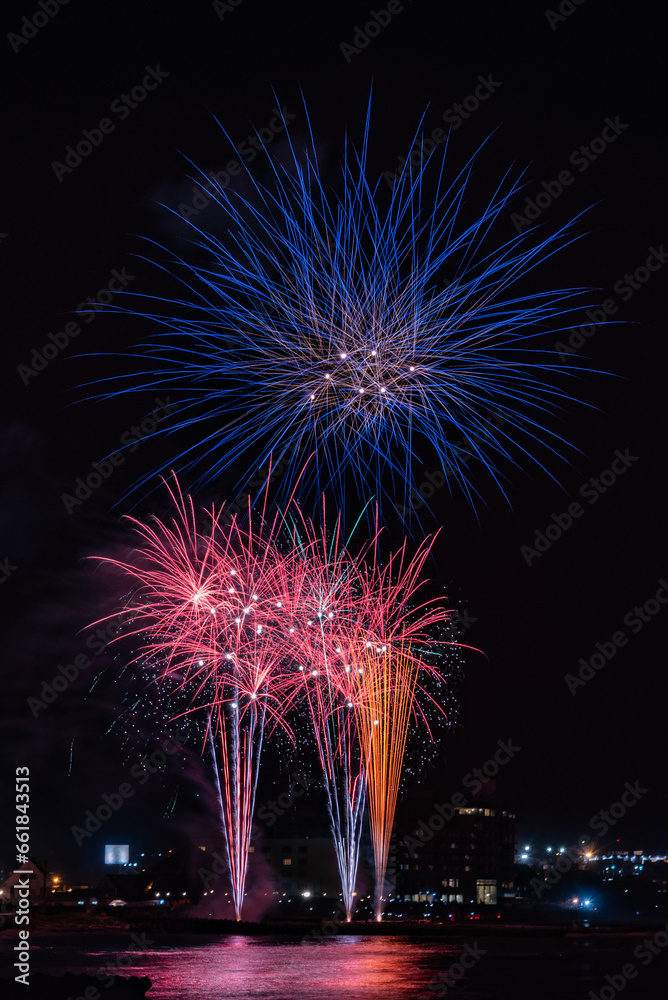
[[282, 858, 292, 866], [476, 879, 497, 905]]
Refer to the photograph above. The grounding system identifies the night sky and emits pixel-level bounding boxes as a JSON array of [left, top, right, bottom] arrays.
[[2, 0, 666, 876]]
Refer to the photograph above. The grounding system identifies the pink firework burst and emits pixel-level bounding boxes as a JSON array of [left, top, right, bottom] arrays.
[[93, 478, 298, 921], [93, 476, 477, 922], [274, 503, 476, 920]]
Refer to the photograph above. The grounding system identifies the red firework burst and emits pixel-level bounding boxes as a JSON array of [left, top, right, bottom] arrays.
[[93, 479, 298, 921], [94, 479, 477, 922]]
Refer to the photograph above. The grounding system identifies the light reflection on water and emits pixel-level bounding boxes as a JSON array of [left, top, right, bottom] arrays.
[[31, 935, 448, 1000], [16, 932, 668, 1000]]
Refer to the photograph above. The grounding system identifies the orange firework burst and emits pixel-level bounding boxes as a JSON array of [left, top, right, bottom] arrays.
[[282, 507, 476, 920], [352, 642, 419, 921], [93, 476, 476, 922]]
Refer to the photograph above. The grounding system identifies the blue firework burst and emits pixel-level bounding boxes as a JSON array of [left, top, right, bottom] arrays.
[[87, 102, 596, 515]]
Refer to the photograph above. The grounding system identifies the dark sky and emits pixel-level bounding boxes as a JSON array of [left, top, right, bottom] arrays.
[[2, 0, 666, 875]]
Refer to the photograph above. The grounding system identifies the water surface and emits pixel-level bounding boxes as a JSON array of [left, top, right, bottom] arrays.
[[5, 932, 668, 999]]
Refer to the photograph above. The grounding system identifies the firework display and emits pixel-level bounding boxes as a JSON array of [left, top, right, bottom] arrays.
[[92, 106, 593, 923], [274, 510, 369, 921], [92, 108, 589, 514], [95, 481, 298, 920], [354, 643, 419, 920], [97, 482, 465, 918], [266, 501, 462, 919], [346, 535, 456, 919]]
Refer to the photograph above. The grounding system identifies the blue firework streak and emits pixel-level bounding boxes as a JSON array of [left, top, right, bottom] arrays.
[[88, 103, 595, 514]]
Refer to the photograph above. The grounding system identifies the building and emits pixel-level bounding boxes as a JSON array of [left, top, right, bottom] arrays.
[[254, 837, 342, 896], [0, 859, 47, 905], [395, 798, 516, 906], [584, 850, 668, 882]]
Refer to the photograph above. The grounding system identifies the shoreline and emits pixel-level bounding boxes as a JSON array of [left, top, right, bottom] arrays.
[[2, 914, 667, 938]]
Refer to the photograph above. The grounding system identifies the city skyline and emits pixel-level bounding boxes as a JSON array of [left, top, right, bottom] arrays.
[[1, 9, 665, 1000]]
